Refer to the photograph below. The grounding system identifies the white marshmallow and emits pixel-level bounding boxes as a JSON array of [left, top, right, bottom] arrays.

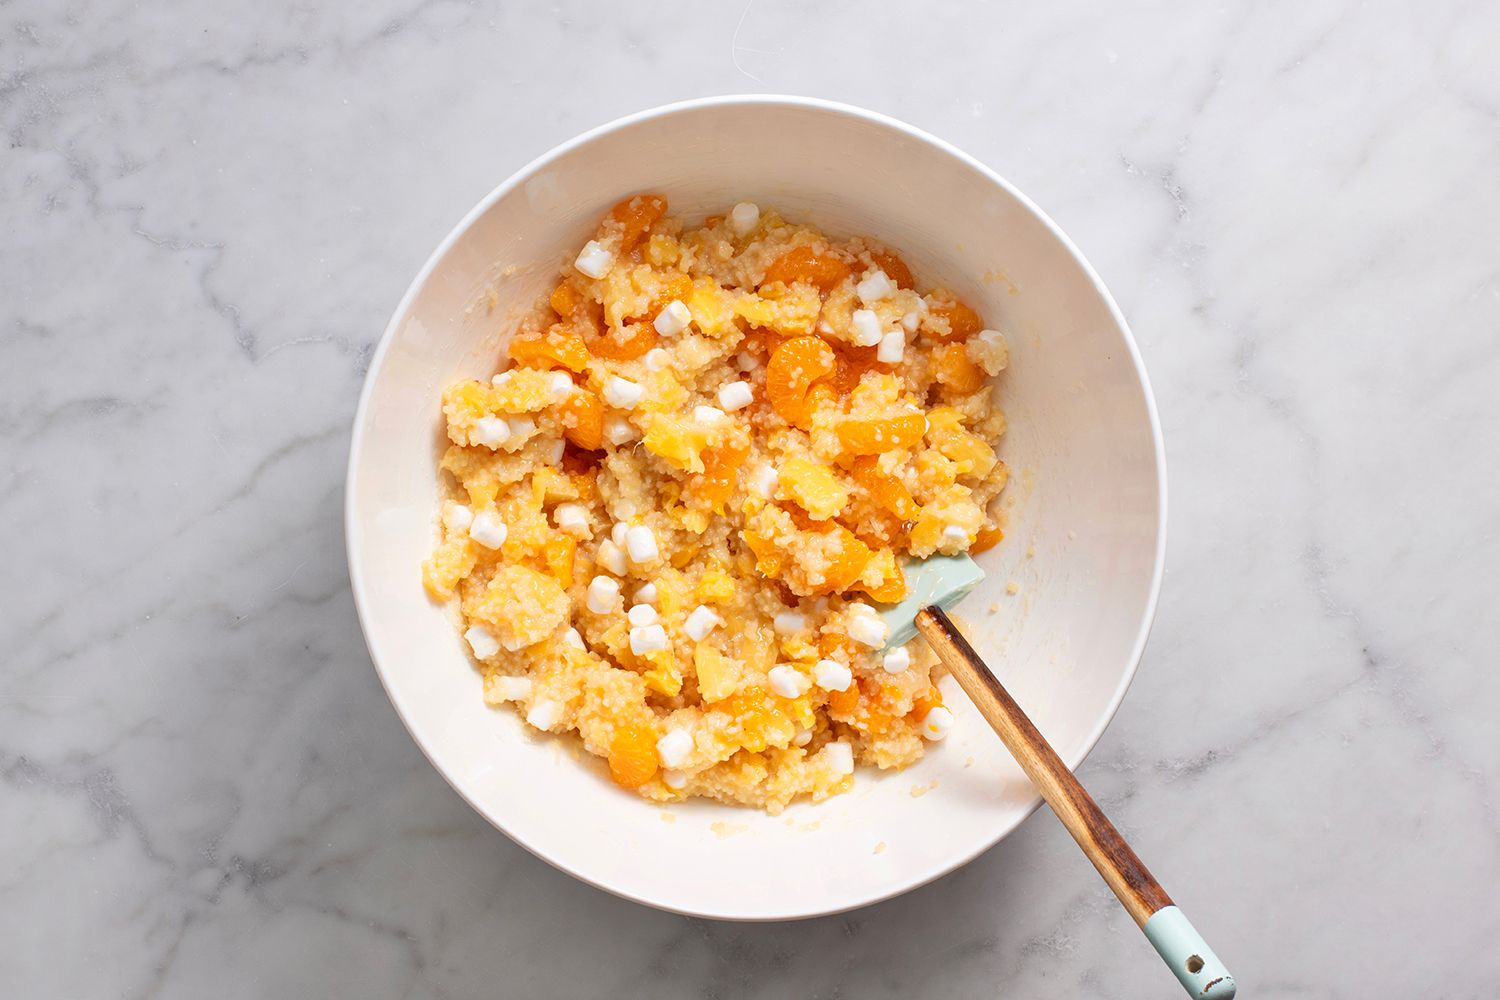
[[471, 416, 510, 450], [553, 503, 590, 538], [718, 380, 754, 411], [856, 270, 894, 304], [736, 352, 759, 372], [492, 675, 532, 701], [644, 347, 670, 371], [683, 605, 723, 642], [596, 539, 628, 576], [603, 415, 638, 445], [539, 437, 565, 464], [586, 575, 620, 614], [464, 625, 500, 660], [943, 524, 970, 544], [506, 415, 537, 442], [629, 623, 669, 655], [822, 741, 855, 775], [653, 300, 692, 336], [491, 370, 514, 386], [877, 329, 905, 364], [611, 521, 631, 547], [846, 603, 888, 647], [468, 510, 508, 550], [625, 524, 659, 564], [749, 465, 779, 499], [920, 706, 954, 741], [547, 372, 575, 400], [627, 603, 659, 627], [693, 405, 728, 426], [793, 727, 813, 747], [850, 309, 884, 347], [882, 646, 910, 674], [656, 728, 694, 768], [442, 503, 474, 533], [767, 664, 810, 699], [603, 376, 644, 409], [634, 583, 659, 605], [773, 611, 806, 635], [574, 240, 614, 279], [562, 627, 586, 649], [661, 769, 688, 790], [813, 658, 853, 692], [526, 699, 562, 730], [729, 201, 760, 236], [900, 310, 922, 333]]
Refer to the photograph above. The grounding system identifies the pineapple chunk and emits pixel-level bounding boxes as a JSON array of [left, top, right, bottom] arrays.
[[778, 458, 848, 521], [467, 564, 568, 651], [694, 642, 739, 702]]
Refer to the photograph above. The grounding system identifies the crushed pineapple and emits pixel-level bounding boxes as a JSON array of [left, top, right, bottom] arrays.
[[423, 196, 1009, 814]]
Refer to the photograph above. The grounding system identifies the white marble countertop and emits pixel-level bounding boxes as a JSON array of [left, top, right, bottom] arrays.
[[6, 2, 1498, 996]]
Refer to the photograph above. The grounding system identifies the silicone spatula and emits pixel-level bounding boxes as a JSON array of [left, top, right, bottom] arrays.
[[881, 554, 1235, 999]]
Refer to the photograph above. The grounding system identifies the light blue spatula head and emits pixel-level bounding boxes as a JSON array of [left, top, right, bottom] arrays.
[[877, 553, 985, 646]]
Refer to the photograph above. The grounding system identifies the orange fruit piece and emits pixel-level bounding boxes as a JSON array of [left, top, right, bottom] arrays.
[[861, 560, 907, 603], [651, 274, 694, 312], [544, 535, 577, 588], [932, 342, 986, 394], [690, 440, 750, 513], [826, 684, 859, 717], [761, 245, 852, 293], [866, 247, 914, 289], [742, 528, 784, 579], [589, 321, 658, 361], [608, 725, 660, 789], [911, 684, 944, 720], [830, 346, 880, 394], [819, 525, 873, 594], [849, 457, 920, 521], [766, 336, 836, 426], [836, 413, 927, 455], [509, 325, 590, 373], [972, 524, 1004, 553], [927, 296, 984, 343], [558, 387, 604, 450], [609, 193, 668, 253]]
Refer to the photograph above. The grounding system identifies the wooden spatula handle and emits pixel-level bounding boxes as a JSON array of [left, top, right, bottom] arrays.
[[915, 607, 1235, 998]]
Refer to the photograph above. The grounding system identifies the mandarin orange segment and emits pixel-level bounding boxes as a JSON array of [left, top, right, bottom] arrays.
[[761, 245, 852, 293], [690, 440, 749, 513], [830, 347, 880, 394], [589, 321, 658, 361], [819, 525, 873, 594], [972, 524, 1004, 553], [609, 194, 668, 253], [544, 535, 577, 588], [861, 559, 907, 603], [558, 388, 604, 450], [866, 248, 915, 289], [849, 457, 920, 521], [911, 684, 944, 719], [508, 325, 590, 373], [766, 336, 836, 426], [608, 725, 660, 789], [742, 528, 784, 579], [549, 282, 579, 317], [826, 684, 859, 716], [928, 297, 984, 342], [651, 274, 694, 312], [836, 413, 927, 455], [932, 342, 987, 394]]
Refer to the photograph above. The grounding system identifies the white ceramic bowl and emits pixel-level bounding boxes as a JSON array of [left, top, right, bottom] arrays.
[[347, 96, 1164, 920]]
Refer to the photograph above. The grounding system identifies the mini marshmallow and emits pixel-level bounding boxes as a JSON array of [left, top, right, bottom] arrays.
[[942, 524, 970, 544], [882, 646, 910, 674], [468, 510, 508, 550], [822, 741, 855, 775], [627, 603, 659, 627], [491, 370, 514, 387], [596, 539, 628, 576], [846, 602, 888, 647], [813, 658, 853, 692], [539, 437, 565, 465], [625, 524, 659, 564], [611, 521, 631, 547], [644, 347, 670, 371], [629, 623, 669, 655], [492, 675, 532, 701], [562, 627, 586, 649], [586, 575, 620, 614], [553, 503, 589, 537], [442, 503, 474, 533], [526, 699, 562, 730], [464, 625, 500, 660], [471, 416, 510, 450], [653, 300, 692, 336], [693, 405, 728, 425], [851, 309, 883, 347], [506, 415, 537, 440], [877, 329, 905, 364], [574, 240, 614, 279], [634, 583, 658, 605], [729, 201, 760, 236], [856, 270, 894, 304], [661, 769, 688, 790], [793, 727, 813, 747], [920, 706, 954, 741], [603, 415, 638, 446], [736, 352, 758, 372], [603, 376, 644, 409], [717, 380, 754, 411], [901, 310, 922, 333], [683, 605, 723, 642], [767, 664, 810, 699], [656, 729, 694, 768], [749, 465, 779, 499], [547, 371, 575, 400], [773, 611, 806, 635]]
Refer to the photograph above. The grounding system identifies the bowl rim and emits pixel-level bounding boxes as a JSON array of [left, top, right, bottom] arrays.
[[346, 93, 1168, 921]]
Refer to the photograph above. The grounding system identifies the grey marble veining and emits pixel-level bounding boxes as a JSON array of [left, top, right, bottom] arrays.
[[4, 1, 1498, 997]]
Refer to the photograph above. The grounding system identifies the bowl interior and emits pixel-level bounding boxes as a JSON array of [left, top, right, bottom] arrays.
[[347, 98, 1163, 919]]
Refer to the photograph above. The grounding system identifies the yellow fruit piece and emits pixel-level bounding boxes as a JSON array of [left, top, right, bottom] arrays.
[[778, 457, 849, 521], [421, 539, 475, 599], [733, 284, 821, 337], [685, 277, 735, 337], [543, 535, 577, 588], [531, 467, 581, 505], [642, 650, 683, 696], [926, 407, 997, 477], [694, 642, 739, 702], [642, 415, 712, 473], [468, 564, 568, 651], [696, 563, 735, 603], [488, 368, 557, 413]]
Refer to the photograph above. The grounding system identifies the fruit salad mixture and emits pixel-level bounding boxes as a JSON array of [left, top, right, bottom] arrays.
[[423, 194, 1009, 813]]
